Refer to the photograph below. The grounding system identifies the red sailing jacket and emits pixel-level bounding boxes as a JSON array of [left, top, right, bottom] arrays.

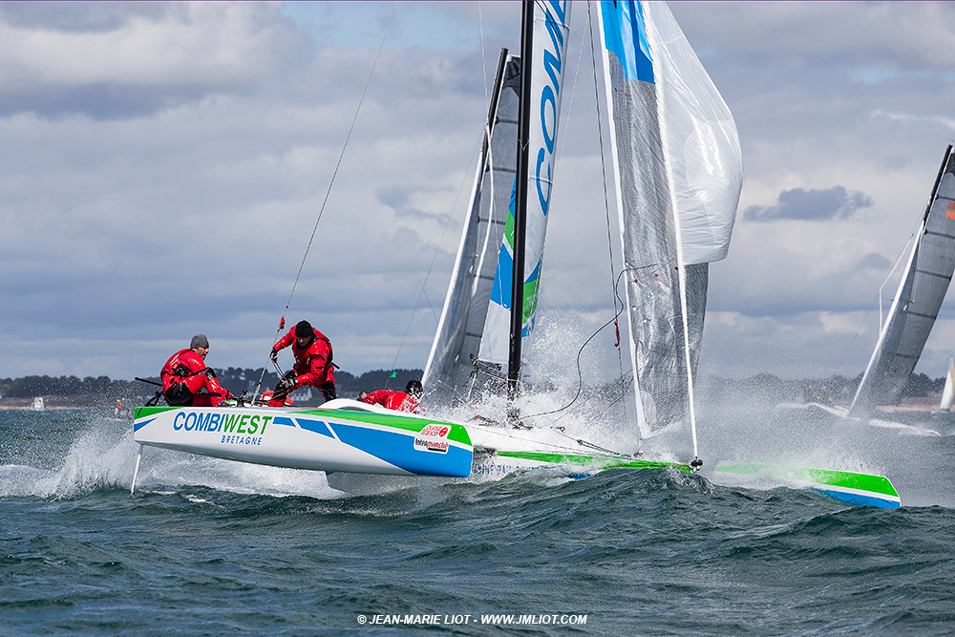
[[160, 348, 232, 406], [363, 390, 419, 413], [272, 327, 335, 390]]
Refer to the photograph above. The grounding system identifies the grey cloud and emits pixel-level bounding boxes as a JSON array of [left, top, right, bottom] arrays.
[[856, 252, 891, 271], [0, 3, 296, 120], [375, 185, 456, 223], [744, 186, 873, 222], [0, 2, 166, 33]]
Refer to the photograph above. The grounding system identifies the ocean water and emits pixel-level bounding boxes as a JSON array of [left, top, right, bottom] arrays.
[[2, 407, 955, 635]]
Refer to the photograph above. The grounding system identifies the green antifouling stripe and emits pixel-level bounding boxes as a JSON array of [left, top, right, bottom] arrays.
[[714, 463, 899, 498], [496, 451, 693, 473]]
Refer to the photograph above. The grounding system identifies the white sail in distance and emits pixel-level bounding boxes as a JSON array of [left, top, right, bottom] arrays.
[[940, 357, 955, 411], [597, 0, 743, 439], [848, 146, 955, 420]]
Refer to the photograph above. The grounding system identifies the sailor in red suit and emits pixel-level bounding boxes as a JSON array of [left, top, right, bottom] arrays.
[[160, 334, 235, 407], [362, 380, 422, 413], [268, 320, 336, 406]]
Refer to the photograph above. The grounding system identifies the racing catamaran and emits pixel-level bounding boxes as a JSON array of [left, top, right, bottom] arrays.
[[132, 1, 900, 508]]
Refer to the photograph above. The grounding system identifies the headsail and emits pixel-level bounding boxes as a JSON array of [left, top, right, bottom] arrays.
[[848, 146, 955, 419], [597, 1, 742, 438]]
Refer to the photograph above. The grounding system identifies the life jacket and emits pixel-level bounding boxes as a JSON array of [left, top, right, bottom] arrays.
[[273, 327, 335, 388], [160, 348, 216, 406]]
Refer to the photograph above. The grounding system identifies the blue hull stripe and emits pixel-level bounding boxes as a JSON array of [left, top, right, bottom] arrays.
[[295, 417, 334, 439], [272, 416, 295, 428], [133, 417, 157, 432], [813, 488, 901, 509], [331, 421, 471, 477]]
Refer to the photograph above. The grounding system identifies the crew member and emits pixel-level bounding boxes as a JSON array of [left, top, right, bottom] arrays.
[[362, 380, 422, 413], [160, 334, 235, 407], [268, 320, 336, 406]]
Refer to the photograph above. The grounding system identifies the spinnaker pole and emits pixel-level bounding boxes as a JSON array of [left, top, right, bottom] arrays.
[[507, 0, 535, 402]]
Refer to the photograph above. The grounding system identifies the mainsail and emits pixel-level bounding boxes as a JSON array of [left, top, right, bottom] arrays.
[[480, 0, 571, 372], [424, 1, 571, 402], [848, 146, 955, 419], [597, 1, 742, 438], [422, 51, 521, 402]]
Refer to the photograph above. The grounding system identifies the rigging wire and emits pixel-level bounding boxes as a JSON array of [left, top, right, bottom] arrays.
[[586, 0, 626, 382], [252, 2, 399, 401], [520, 266, 634, 424], [837, 219, 920, 372]]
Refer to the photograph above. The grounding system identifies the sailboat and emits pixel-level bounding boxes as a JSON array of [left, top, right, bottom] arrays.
[[424, 0, 740, 475], [807, 146, 955, 434], [936, 357, 954, 412], [130, 2, 900, 507]]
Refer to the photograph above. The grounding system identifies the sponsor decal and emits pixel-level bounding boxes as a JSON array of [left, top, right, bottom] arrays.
[[535, 0, 568, 219], [172, 411, 272, 436], [414, 423, 451, 454], [947, 201, 955, 219], [220, 434, 262, 446]]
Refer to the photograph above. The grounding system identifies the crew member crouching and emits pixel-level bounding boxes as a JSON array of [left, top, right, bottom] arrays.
[[160, 334, 235, 407], [362, 380, 422, 413]]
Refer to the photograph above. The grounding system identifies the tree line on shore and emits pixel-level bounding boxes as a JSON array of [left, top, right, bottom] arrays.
[[0, 369, 945, 409], [0, 367, 425, 406]]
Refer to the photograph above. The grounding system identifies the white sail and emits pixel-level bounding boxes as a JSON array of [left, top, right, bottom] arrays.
[[597, 1, 742, 437], [848, 146, 955, 419], [940, 357, 955, 411], [479, 0, 572, 370]]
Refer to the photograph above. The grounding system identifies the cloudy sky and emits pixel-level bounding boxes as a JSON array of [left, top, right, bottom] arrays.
[[2, 1, 955, 386]]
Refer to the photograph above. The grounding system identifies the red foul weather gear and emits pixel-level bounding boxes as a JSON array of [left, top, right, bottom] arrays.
[[363, 390, 420, 413], [268, 326, 336, 406], [160, 348, 233, 407]]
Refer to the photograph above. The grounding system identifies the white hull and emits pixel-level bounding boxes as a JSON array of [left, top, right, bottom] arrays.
[[134, 399, 473, 478]]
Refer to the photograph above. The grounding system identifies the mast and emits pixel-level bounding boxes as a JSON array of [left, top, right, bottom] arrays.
[[507, 0, 535, 401]]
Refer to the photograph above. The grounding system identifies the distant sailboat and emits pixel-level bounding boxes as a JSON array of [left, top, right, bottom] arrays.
[[938, 357, 954, 412], [847, 145, 955, 420], [31, 396, 45, 411]]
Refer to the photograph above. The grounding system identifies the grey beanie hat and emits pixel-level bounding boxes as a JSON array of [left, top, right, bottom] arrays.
[[190, 334, 210, 349]]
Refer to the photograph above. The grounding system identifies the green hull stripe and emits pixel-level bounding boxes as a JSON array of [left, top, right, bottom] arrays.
[[715, 463, 899, 498], [496, 451, 693, 473], [133, 406, 472, 446]]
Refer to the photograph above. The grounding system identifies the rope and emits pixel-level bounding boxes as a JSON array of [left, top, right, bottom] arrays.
[[252, 2, 399, 401], [587, 0, 626, 380], [520, 267, 633, 423]]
